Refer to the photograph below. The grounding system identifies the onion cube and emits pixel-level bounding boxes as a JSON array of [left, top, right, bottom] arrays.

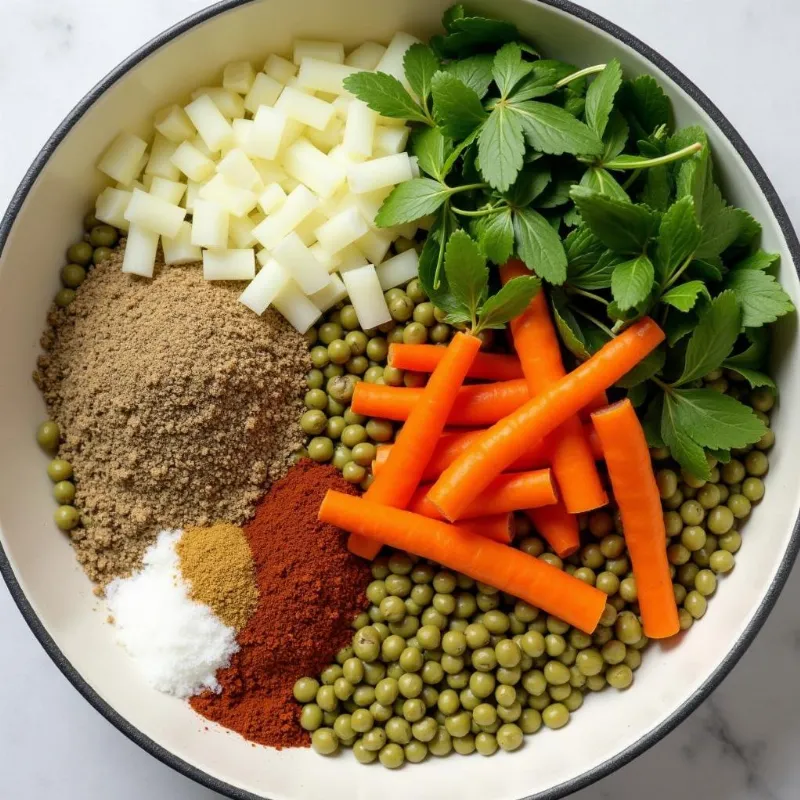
[[149, 177, 187, 205], [190, 135, 215, 158], [297, 57, 359, 95], [293, 40, 344, 65], [264, 53, 297, 83], [271, 231, 329, 294], [314, 206, 369, 254], [162, 221, 202, 265], [97, 132, 148, 186], [272, 280, 322, 332], [184, 181, 201, 212], [121, 225, 159, 277], [244, 73, 283, 115], [229, 215, 258, 249], [124, 188, 186, 238], [347, 153, 413, 194], [338, 245, 369, 273], [239, 258, 291, 314], [345, 41, 387, 70], [203, 248, 255, 281], [343, 101, 377, 158], [95, 187, 132, 231], [199, 174, 258, 218], [389, 222, 419, 240], [283, 138, 346, 199], [252, 184, 319, 248], [375, 248, 419, 290], [257, 183, 287, 215], [294, 209, 328, 246], [306, 116, 345, 153], [357, 227, 394, 264], [216, 148, 262, 190], [374, 125, 410, 157], [310, 243, 342, 273], [327, 144, 366, 167], [244, 106, 288, 161], [154, 105, 196, 144], [252, 159, 289, 188], [191, 200, 229, 248], [332, 94, 353, 120], [232, 119, 253, 150], [375, 33, 420, 93], [275, 86, 335, 131], [191, 87, 245, 119], [185, 95, 234, 153], [309, 273, 348, 312], [223, 61, 256, 94], [350, 186, 393, 228], [341, 264, 392, 329]]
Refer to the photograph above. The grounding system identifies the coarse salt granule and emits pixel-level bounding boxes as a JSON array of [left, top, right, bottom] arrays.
[[105, 530, 238, 698]]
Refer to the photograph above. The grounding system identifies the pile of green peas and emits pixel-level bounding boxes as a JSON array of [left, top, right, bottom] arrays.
[[35, 420, 80, 532], [53, 211, 120, 308], [299, 278, 462, 487]]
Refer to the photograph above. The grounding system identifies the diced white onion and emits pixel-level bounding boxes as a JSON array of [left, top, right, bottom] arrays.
[[191, 199, 229, 248], [154, 105, 196, 143], [184, 181, 201, 213], [121, 225, 159, 277], [357, 227, 394, 264], [257, 183, 287, 215], [162, 221, 202, 265], [272, 279, 322, 333], [203, 248, 256, 280], [375, 32, 420, 93], [306, 116, 345, 153], [341, 264, 392, 329], [216, 148, 262, 190], [347, 153, 413, 194], [239, 258, 291, 314], [294, 209, 328, 247], [283, 138, 346, 199], [309, 243, 342, 273], [345, 42, 387, 70], [297, 57, 359, 95], [185, 95, 234, 153], [343, 101, 377, 159], [293, 40, 345, 65], [223, 61, 256, 95], [274, 86, 336, 131], [374, 125, 410, 157], [309, 273, 348, 312], [149, 177, 186, 205], [264, 53, 298, 83], [252, 184, 319, 248], [198, 174, 258, 218], [375, 248, 419, 290], [243, 73, 283, 115], [95, 187, 132, 231], [244, 106, 288, 161], [97, 133, 149, 186], [124, 188, 186, 238], [252, 159, 289, 188], [314, 206, 369, 254], [271, 231, 330, 294], [337, 245, 369, 273], [229, 215, 258, 249], [191, 87, 246, 119]]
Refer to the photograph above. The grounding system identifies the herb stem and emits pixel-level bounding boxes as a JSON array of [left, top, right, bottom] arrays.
[[606, 142, 703, 172], [569, 288, 609, 306], [652, 376, 673, 395], [662, 252, 695, 292], [451, 204, 507, 218], [432, 203, 450, 290], [572, 306, 615, 339], [450, 182, 490, 194], [554, 64, 606, 89], [622, 170, 642, 190]]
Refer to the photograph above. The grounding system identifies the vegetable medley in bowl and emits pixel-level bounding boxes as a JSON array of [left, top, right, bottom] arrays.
[[29, 1, 793, 774]]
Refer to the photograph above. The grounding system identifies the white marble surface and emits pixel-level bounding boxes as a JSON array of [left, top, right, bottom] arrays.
[[1, 0, 799, 798]]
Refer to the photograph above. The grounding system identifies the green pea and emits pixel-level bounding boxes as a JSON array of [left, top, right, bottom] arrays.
[[362, 726, 387, 751], [339, 305, 359, 330], [318, 322, 342, 345], [382, 365, 404, 385], [722, 459, 746, 484], [61, 263, 87, 289], [88, 224, 118, 248], [429, 323, 451, 344], [756, 428, 775, 451], [412, 302, 436, 327], [656, 469, 678, 499], [685, 590, 708, 619], [293, 677, 320, 703], [745, 450, 768, 476], [92, 246, 113, 265], [377, 741, 404, 769], [615, 612, 642, 645], [36, 421, 61, 452], [403, 322, 428, 345], [542, 703, 570, 730], [47, 459, 73, 482], [353, 739, 377, 763], [55, 288, 76, 307], [663, 490, 684, 510], [299, 409, 327, 436], [304, 388, 327, 410], [308, 437, 334, 463], [667, 543, 691, 565], [680, 499, 705, 526], [310, 345, 330, 369], [66, 241, 93, 266], [709, 549, 735, 574], [338, 424, 365, 449], [697, 483, 721, 510], [742, 476, 765, 503], [305, 369, 324, 390], [445, 710, 472, 738], [398, 673, 423, 699], [363, 365, 384, 383], [300, 703, 323, 731], [495, 638, 522, 668], [316, 684, 339, 712], [364, 418, 393, 443], [707, 505, 734, 535], [695, 568, 717, 596], [366, 336, 388, 362], [475, 731, 498, 756], [606, 664, 634, 690]]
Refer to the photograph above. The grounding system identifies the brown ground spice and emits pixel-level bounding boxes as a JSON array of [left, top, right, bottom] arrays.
[[190, 461, 371, 748], [34, 248, 309, 583], [177, 524, 258, 631]]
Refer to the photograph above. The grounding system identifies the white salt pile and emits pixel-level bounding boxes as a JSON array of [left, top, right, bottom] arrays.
[[105, 529, 238, 698]]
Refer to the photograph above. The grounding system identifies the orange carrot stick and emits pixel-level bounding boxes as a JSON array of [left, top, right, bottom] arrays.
[[591, 400, 680, 639], [526, 503, 580, 559], [321, 490, 606, 633], [581, 391, 609, 419], [427, 318, 665, 521], [348, 331, 481, 559], [501, 261, 607, 514], [388, 344, 523, 381], [455, 514, 514, 544], [409, 470, 556, 520]]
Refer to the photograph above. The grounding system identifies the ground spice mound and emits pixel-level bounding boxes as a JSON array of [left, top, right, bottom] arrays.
[[190, 461, 371, 748], [34, 250, 308, 582], [177, 524, 258, 632]]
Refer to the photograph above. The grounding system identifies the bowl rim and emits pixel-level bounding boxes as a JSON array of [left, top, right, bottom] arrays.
[[1, 0, 798, 798]]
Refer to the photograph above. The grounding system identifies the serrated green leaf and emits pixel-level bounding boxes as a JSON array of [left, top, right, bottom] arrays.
[[580, 166, 630, 202], [676, 148, 716, 222], [642, 393, 665, 448], [418, 224, 459, 314], [437, 15, 519, 58], [570, 249, 621, 290], [585, 59, 623, 138], [471, 209, 514, 264], [513, 207, 568, 284], [493, 42, 533, 98], [536, 178, 574, 209], [601, 111, 630, 163], [735, 250, 780, 272], [722, 365, 776, 390], [687, 257, 725, 282], [507, 59, 574, 102], [375, 178, 452, 227], [639, 165, 672, 211], [505, 164, 551, 207], [570, 186, 659, 253], [444, 230, 489, 323], [732, 209, 762, 250], [696, 204, 744, 258], [627, 382, 649, 408], [664, 309, 698, 347], [563, 206, 582, 228], [442, 124, 481, 178], [442, 4, 466, 30], [616, 348, 665, 389], [618, 75, 671, 139], [724, 327, 770, 370], [478, 106, 524, 192], [343, 71, 429, 123], [611, 254, 655, 310], [725, 268, 795, 328], [431, 72, 488, 141], [403, 44, 440, 103], [660, 280, 708, 312], [662, 393, 712, 480], [551, 291, 592, 360], [669, 125, 709, 157], [446, 54, 494, 98], [412, 127, 453, 182], [565, 226, 605, 271], [656, 196, 702, 279], [478, 275, 541, 329], [676, 290, 741, 385], [510, 101, 603, 156]]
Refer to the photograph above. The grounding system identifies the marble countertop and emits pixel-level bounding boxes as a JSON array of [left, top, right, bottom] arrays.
[[1, 1, 799, 798]]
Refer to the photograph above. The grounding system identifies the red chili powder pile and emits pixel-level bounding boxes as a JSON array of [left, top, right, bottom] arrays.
[[190, 460, 370, 747]]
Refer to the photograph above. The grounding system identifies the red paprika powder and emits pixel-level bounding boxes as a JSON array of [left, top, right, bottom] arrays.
[[191, 460, 370, 747]]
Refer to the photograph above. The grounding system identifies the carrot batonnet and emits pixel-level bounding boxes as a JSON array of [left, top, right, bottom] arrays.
[[526, 503, 580, 559], [321, 490, 606, 633], [373, 425, 604, 482], [409, 470, 556, 520], [348, 331, 481, 559], [581, 390, 609, 419], [501, 261, 607, 514], [388, 343, 523, 381], [454, 513, 514, 544], [427, 318, 665, 521], [591, 399, 680, 639]]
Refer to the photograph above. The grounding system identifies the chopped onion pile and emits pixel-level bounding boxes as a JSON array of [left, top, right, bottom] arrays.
[[93, 35, 424, 332]]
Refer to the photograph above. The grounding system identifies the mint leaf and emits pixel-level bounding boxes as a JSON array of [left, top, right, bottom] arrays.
[[444, 230, 489, 323], [642, 393, 665, 448], [471, 209, 514, 264], [696, 204, 744, 258], [513, 207, 568, 284], [551, 290, 592, 360], [565, 227, 605, 272], [376, 178, 452, 227], [505, 164, 551, 207], [437, 15, 519, 58], [442, 4, 466, 30], [403, 44, 440, 105], [725, 268, 795, 327], [723, 365, 775, 390], [669, 388, 767, 450], [640, 164, 672, 211], [676, 290, 741, 385], [343, 72, 428, 123], [412, 128, 453, 182], [661, 280, 708, 312], [418, 212, 466, 318], [687, 257, 724, 282], [732, 208, 762, 249], [537, 178, 574, 209], [618, 75, 671, 138], [611, 253, 655, 310], [617, 348, 665, 388], [478, 275, 541, 329], [570, 249, 621, 290], [446, 54, 494, 98], [570, 186, 659, 253], [656, 196, 702, 279], [601, 111, 630, 163], [664, 309, 698, 347], [662, 393, 712, 480], [492, 43, 533, 98], [584, 59, 623, 138], [431, 72, 488, 141], [509, 60, 575, 102], [478, 106, 525, 192], [676, 148, 715, 221], [580, 166, 630, 202], [442, 125, 481, 177], [735, 250, 780, 272], [724, 328, 770, 370], [510, 101, 603, 156]]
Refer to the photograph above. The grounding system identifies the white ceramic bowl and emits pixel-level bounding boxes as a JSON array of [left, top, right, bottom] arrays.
[[1, 1, 799, 798]]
